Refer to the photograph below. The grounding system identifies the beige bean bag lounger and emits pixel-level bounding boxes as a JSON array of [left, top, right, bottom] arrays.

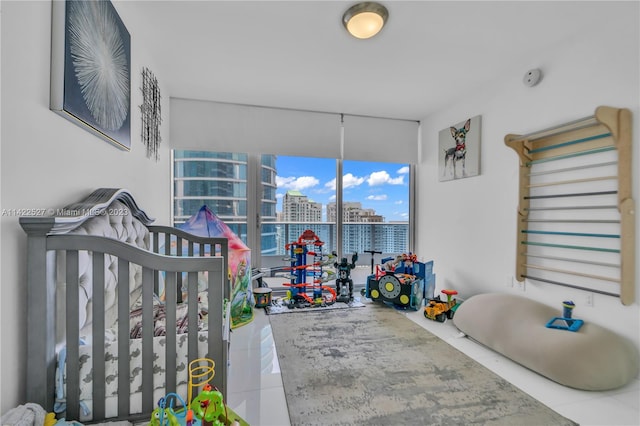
[[453, 293, 639, 391]]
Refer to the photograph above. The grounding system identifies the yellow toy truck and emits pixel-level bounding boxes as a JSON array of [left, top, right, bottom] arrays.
[[424, 289, 458, 322]]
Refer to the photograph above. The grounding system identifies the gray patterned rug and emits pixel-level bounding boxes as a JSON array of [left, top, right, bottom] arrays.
[[269, 304, 577, 426]]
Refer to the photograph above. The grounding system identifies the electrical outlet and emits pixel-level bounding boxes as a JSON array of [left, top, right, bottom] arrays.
[[585, 292, 594, 307]]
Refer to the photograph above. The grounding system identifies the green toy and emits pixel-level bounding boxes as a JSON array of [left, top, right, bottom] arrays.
[[149, 406, 181, 426], [190, 384, 226, 425]]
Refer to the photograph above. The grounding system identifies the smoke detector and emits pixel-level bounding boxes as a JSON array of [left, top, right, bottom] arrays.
[[523, 69, 542, 87]]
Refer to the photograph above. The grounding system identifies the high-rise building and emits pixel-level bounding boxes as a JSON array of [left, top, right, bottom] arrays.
[[282, 190, 322, 222], [260, 154, 278, 255], [173, 151, 249, 224], [327, 201, 384, 223], [325, 201, 406, 254], [173, 151, 278, 253]]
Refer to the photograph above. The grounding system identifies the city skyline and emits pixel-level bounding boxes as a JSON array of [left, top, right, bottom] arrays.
[[274, 156, 409, 222]]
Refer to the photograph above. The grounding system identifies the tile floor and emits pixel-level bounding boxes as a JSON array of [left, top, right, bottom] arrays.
[[226, 301, 640, 426]]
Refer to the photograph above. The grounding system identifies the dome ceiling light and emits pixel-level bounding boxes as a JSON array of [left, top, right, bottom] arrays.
[[342, 2, 389, 39]]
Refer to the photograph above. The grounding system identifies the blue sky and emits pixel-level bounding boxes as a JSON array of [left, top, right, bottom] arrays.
[[275, 156, 409, 222]]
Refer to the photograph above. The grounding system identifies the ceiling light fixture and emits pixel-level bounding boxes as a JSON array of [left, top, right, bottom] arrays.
[[342, 2, 388, 39]]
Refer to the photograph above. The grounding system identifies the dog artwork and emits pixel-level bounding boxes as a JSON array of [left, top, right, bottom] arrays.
[[443, 118, 470, 178], [438, 115, 481, 181]]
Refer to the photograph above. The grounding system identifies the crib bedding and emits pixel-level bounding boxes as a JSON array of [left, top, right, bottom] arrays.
[[57, 334, 209, 421], [56, 290, 211, 418], [78, 384, 192, 421], [56, 330, 211, 418], [128, 293, 209, 339]]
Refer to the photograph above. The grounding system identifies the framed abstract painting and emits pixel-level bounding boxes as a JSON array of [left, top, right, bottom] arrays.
[[50, 0, 131, 150]]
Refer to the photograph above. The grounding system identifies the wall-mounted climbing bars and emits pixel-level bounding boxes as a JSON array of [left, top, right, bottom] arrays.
[[505, 106, 635, 305]]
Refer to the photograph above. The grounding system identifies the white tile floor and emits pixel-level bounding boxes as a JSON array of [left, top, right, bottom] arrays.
[[226, 303, 640, 426]]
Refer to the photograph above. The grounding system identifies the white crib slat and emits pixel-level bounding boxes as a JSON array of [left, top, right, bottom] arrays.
[[66, 250, 80, 421], [141, 266, 154, 413], [117, 258, 130, 416], [165, 272, 177, 395], [92, 252, 106, 420]]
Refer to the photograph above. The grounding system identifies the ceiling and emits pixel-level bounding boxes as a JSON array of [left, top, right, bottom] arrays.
[[114, 1, 619, 121]]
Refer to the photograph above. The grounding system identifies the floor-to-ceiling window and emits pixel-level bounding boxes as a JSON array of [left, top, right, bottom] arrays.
[[262, 155, 337, 271], [172, 151, 411, 274], [340, 160, 409, 256]]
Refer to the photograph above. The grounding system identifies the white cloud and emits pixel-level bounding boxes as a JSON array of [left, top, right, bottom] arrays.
[[367, 170, 404, 186], [324, 178, 336, 191], [367, 194, 388, 201], [397, 166, 410, 174], [276, 176, 295, 187], [328, 194, 336, 202], [343, 173, 366, 189], [326, 174, 365, 190], [276, 175, 319, 191], [395, 200, 403, 205]]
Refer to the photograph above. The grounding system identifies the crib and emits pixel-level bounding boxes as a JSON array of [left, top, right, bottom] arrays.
[[19, 188, 231, 423]]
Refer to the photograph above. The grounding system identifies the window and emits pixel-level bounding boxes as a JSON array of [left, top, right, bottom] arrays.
[[262, 155, 337, 264], [341, 160, 409, 255], [173, 151, 249, 242], [172, 151, 412, 269]]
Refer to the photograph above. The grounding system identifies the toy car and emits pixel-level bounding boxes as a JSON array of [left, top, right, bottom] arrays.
[[424, 289, 458, 322]]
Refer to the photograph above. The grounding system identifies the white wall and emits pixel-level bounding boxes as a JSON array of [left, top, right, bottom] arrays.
[[0, 1, 171, 412], [416, 11, 640, 349]]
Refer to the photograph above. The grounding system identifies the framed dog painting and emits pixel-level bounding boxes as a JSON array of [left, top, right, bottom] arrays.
[[438, 115, 481, 181], [50, 0, 131, 150]]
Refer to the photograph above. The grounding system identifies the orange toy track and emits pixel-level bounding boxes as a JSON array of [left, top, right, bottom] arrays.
[[282, 283, 336, 304]]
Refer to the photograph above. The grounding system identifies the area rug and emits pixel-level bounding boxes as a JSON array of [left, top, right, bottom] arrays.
[[265, 297, 365, 315], [269, 304, 577, 426]]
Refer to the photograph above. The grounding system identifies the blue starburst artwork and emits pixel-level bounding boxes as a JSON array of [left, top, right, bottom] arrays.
[[51, 0, 131, 150]]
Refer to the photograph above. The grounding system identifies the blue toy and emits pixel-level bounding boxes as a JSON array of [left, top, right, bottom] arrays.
[[546, 317, 584, 332], [545, 300, 583, 332], [150, 393, 201, 426], [364, 254, 434, 311]]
